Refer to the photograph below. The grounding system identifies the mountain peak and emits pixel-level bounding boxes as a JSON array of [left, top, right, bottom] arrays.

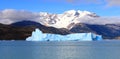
[[39, 10, 99, 29], [64, 10, 77, 14]]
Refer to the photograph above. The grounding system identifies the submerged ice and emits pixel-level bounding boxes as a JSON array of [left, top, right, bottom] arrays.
[[26, 28, 102, 41]]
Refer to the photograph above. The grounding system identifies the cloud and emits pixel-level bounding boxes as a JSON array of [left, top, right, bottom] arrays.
[[65, 0, 120, 7], [0, 9, 39, 24], [66, 0, 101, 4], [81, 17, 120, 25], [106, 0, 120, 6]]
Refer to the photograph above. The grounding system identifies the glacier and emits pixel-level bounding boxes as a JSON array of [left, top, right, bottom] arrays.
[[26, 28, 102, 41]]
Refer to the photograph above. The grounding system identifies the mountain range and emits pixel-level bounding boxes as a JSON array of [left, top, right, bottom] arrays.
[[38, 10, 99, 29], [0, 10, 120, 40]]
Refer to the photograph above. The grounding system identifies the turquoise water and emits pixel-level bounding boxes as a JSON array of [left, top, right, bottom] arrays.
[[0, 41, 120, 59]]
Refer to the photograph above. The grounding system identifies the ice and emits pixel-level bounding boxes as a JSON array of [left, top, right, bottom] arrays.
[[26, 28, 102, 41], [26, 29, 46, 41]]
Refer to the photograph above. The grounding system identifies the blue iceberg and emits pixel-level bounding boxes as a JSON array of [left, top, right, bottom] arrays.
[[26, 28, 102, 41]]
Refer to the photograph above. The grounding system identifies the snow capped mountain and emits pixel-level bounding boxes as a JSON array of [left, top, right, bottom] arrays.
[[0, 9, 100, 29], [38, 10, 99, 29], [1, 9, 120, 29]]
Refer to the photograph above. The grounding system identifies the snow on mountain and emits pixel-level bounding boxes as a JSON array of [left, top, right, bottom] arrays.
[[0, 9, 99, 29], [38, 10, 99, 29]]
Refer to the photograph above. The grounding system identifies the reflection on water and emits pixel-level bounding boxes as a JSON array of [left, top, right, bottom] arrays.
[[0, 41, 120, 59]]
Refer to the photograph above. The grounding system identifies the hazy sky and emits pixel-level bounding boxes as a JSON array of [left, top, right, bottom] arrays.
[[0, 0, 120, 16]]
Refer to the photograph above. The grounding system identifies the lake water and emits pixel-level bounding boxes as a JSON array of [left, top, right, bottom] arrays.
[[0, 41, 120, 59]]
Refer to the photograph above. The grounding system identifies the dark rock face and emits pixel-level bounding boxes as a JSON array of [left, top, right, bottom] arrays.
[[86, 24, 120, 39], [1, 20, 120, 40], [71, 23, 120, 39], [70, 23, 95, 33], [0, 25, 36, 40]]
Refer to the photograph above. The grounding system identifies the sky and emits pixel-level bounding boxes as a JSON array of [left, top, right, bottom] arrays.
[[0, 0, 120, 16]]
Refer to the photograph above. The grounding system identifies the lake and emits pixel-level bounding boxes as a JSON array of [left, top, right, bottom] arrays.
[[0, 41, 120, 59]]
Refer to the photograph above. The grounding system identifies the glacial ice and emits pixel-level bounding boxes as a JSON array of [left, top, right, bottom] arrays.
[[26, 28, 102, 41]]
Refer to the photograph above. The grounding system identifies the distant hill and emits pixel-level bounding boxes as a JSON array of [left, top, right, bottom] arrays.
[[11, 21, 43, 27], [70, 23, 120, 39], [86, 24, 120, 39]]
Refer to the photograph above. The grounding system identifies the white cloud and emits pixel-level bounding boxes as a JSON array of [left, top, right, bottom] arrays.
[[0, 9, 39, 24], [81, 17, 120, 25], [106, 0, 120, 6], [65, 0, 120, 7], [66, 0, 101, 4]]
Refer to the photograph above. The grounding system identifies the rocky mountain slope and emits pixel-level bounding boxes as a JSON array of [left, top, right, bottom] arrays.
[[70, 23, 120, 39]]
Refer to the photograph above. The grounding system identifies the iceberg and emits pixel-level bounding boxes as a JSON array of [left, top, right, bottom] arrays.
[[26, 28, 102, 41]]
